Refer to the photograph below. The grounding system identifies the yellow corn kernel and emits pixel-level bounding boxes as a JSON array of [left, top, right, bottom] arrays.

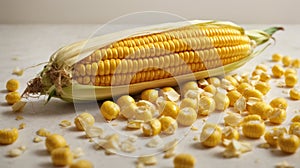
[[237, 83, 252, 94], [6, 79, 20, 92], [255, 64, 268, 72], [127, 119, 143, 129], [248, 102, 273, 120], [260, 72, 271, 82], [289, 122, 300, 138], [100, 101, 120, 121], [159, 116, 178, 135], [159, 87, 180, 102], [225, 75, 239, 87], [45, 134, 67, 152], [5, 92, 21, 105], [51, 147, 73, 166], [269, 108, 287, 124], [180, 98, 197, 110], [200, 123, 222, 147], [198, 96, 216, 116], [116, 95, 135, 108], [255, 82, 271, 95], [272, 64, 285, 78], [284, 68, 297, 77], [292, 58, 300, 68], [278, 133, 300, 154], [291, 115, 300, 122], [264, 127, 287, 146], [182, 81, 199, 96], [177, 107, 197, 126], [120, 103, 137, 119], [224, 112, 242, 127], [269, 97, 288, 110], [173, 153, 196, 168], [0, 128, 18, 145], [272, 53, 282, 62], [142, 119, 161, 136], [251, 69, 264, 77], [222, 126, 239, 140], [290, 88, 300, 100], [243, 89, 263, 100], [70, 160, 93, 168], [214, 91, 230, 111], [203, 85, 217, 95], [242, 114, 262, 123], [141, 89, 158, 104], [134, 105, 153, 122], [227, 90, 242, 107], [207, 77, 221, 87], [74, 112, 95, 131], [282, 55, 292, 67], [285, 74, 298, 88], [242, 120, 265, 139], [159, 101, 179, 119]]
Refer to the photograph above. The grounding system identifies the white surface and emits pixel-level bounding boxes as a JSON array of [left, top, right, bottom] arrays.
[[0, 24, 300, 168], [0, 0, 300, 24]]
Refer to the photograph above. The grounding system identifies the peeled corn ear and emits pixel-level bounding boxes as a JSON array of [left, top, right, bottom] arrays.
[[23, 20, 282, 101]]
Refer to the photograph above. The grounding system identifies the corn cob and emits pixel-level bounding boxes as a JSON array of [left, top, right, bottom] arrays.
[[23, 20, 282, 101]]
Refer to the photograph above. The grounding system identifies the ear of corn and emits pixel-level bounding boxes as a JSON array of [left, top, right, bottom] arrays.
[[23, 20, 282, 102]]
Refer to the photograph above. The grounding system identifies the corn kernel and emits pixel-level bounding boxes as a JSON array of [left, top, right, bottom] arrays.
[[74, 112, 95, 131], [173, 153, 196, 168], [100, 101, 120, 121], [198, 96, 215, 116], [255, 82, 271, 95], [290, 88, 300, 100], [284, 68, 297, 77], [272, 64, 285, 78], [160, 87, 180, 102], [292, 58, 300, 68], [141, 89, 158, 104], [289, 122, 300, 138], [200, 123, 222, 147], [285, 74, 298, 88], [291, 115, 300, 122], [0, 128, 18, 145], [214, 90, 230, 111], [45, 134, 67, 152], [142, 119, 161, 136], [120, 103, 137, 119], [282, 56, 292, 67], [36, 128, 51, 137], [135, 105, 153, 122], [51, 147, 73, 166], [264, 127, 287, 147], [248, 102, 273, 120], [159, 101, 179, 119], [269, 97, 288, 110], [227, 90, 242, 107], [278, 133, 300, 154], [272, 53, 282, 62], [269, 108, 287, 124], [225, 75, 239, 87], [116, 95, 135, 108], [224, 112, 242, 127], [242, 115, 265, 139], [159, 116, 178, 135], [180, 98, 197, 110], [260, 72, 271, 82], [237, 83, 253, 94], [203, 85, 217, 95], [198, 78, 209, 88], [243, 89, 263, 100], [222, 126, 239, 140], [70, 160, 93, 168], [207, 77, 221, 87], [177, 107, 197, 126], [127, 120, 143, 129], [6, 79, 20, 92], [182, 81, 199, 95], [255, 64, 268, 72], [5, 92, 21, 105]]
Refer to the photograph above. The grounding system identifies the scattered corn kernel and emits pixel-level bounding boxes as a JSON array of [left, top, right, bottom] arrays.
[[74, 112, 95, 131], [180, 98, 197, 110], [173, 153, 196, 168], [275, 161, 294, 168], [269, 108, 287, 124], [284, 68, 297, 77], [177, 107, 197, 126], [116, 95, 135, 108], [142, 119, 161, 136], [160, 87, 180, 102], [159, 101, 179, 119], [72, 147, 84, 159], [290, 88, 300, 100], [255, 82, 271, 95], [237, 83, 253, 94], [45, 134, 67, 152], [7, 147, 25, 157], [234, 96, 247, 113], [248, 102, 272, 120], [207, 77, 221, 87], [33, 136, 43, 143], [5, 92, 21, 105], [159, 116, 178, 135], [224, 112, 242, 127], [242, 115, 265, 139], [282, 56, 292, 67], [200, 123, 222, 147], [127, 120, 143, 129], [264, 127, 287, 146], [0, 128, 18, 145], [198, 96, 216, 116], [272, 53, 282, 62], [222, 126, 239, 140], [6, 79, 19, 92], [70, 160, 93, 168], [182, 81, 199, 95], [292, 58, 300, 68], [146, 136, 163, 148], [260, 72, 271, 82], [225, 75, 239, 87], [243, 89, 263, 100], [289, 122, 300, 138], [36, 128, 51, 137], [214, 89, 230, 111], [272, 64, 285, 78], [291, 115, 300, 122], [15, 115, 24, 121], [255, 64, 268, 72], [141, 89, 158, 104], [85, 126, 104, 138], [227, 90, 242, 107], [59, 120, 71, 128], [278, 133, 300, 154], [222, 139, 252, 158], [269, 97, 288, 110], [285, 74, 298, 88], [51, 147, 73, 166], [12, 67, 24, 76], [100, 101, 120, 121], [203, 85, 217, 95], [120, 103, 137, 119], [138, 155, 157, 166], [18, 123, 26, 130]]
